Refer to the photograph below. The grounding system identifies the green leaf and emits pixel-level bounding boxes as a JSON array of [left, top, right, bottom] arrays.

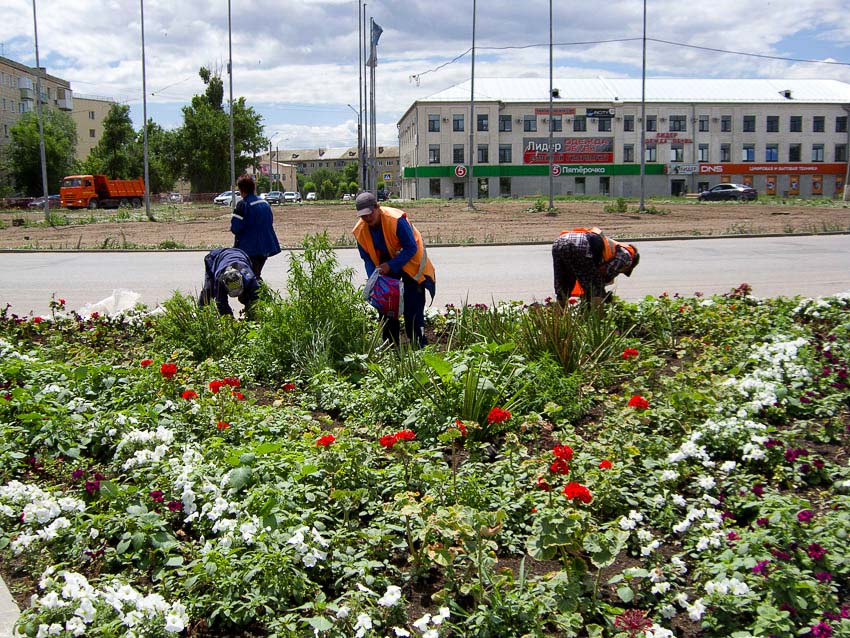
[[306, 617, 333, 632], [616, 586, 634, 603], [228, 466, 253, 491], [165, 556, 184, 567]]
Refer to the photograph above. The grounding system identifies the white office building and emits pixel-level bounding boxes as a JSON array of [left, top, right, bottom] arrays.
[[398, 78, 850, 200]]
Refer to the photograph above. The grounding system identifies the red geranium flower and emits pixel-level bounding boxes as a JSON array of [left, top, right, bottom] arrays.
[[223, 377, 240, 387], [316, 434, 336, 447], [160, 363, 177, 379], [58, 298, 66, 306], [553, 444, 573, 460], [549, 458, 570, 475], [140, 358, 153, 367], [379, 434, 398, 448], [282, 382, 296, 392], [217, 421, 230, 430], [537, 476, 551, 492], [453, 419, 468, 437], [90, 312, 100, 319], [232, 391, 245, 400], [209, 380, 223, 394], [32, 316, 43, 324], [627, 394, 649, 409], [181, 390, 198, 400], [563, 482, 593, 504], [487, 407, 512, 425], [395, 429, 416, 441], [622, 348, 639, 359], [599, 459, 613, 469]]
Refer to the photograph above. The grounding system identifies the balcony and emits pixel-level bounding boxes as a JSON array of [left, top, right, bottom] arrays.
[[55, 96, 73, 110]]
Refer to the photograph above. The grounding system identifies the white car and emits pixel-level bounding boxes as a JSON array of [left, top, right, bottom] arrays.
[[283, 191, 302, 203], [306, 192, 317, 201], [213, 191, 241, 206]]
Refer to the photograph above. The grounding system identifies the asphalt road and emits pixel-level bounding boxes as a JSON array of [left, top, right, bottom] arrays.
[[1, 235, 849, 317]]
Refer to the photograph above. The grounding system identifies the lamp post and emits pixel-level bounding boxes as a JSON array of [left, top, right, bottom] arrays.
[[639, 0, 647, 213], [268, 132, 280, 191], [347, 103, 362, 189], [547, 0, 554, 210], [31, 0, 50, 224], [140, 0, 153, 220], [227, 0, 236, 206], [467, 0, 476, 210]]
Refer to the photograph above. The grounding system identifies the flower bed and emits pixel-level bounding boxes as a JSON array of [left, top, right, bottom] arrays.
[[1, 237, 849, 637]]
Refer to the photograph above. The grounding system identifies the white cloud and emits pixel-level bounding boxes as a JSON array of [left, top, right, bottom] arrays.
[[5, 0, 849, 149]]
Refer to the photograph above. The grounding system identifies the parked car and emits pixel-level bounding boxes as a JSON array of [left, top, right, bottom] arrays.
[[167, 192, 183, 203], [697, 183, 758, 202], [377, 188, 389, 201], [213, 191, 241, 206], [342, 193, 354, 201], [306, 192, 317, 201], [27, 194, 61, 209], [264, 191, 284, 204], [283, 191, 302, 203]]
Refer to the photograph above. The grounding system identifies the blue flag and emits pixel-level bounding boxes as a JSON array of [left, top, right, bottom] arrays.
[[367, 22, 383, 67]]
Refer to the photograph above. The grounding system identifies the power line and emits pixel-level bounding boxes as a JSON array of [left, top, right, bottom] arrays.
[[410, 36, 850, 82]]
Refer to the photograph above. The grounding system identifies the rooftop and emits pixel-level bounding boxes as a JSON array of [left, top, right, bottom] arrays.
[[421, 77, 850, 104]]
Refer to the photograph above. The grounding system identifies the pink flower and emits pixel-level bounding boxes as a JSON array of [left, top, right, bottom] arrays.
[[149, 490, 165, 503]]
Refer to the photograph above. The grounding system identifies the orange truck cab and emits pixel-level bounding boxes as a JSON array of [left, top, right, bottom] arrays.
[[60, 174, 145, 209]]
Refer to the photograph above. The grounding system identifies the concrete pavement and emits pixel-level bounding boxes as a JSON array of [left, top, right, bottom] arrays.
[[0, 574, 19, 638]]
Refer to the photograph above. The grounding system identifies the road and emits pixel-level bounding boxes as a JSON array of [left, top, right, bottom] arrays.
[[1, 235, 849, 317]]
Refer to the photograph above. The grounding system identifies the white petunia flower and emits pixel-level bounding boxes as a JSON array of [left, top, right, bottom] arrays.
[[378, 585, 403, 607]]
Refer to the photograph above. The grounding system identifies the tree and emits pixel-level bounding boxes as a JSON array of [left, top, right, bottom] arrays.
[[320, 179, 336, 200], [342, 161, 359, 189], [82, 104, 139, 179], [137, 121, 181, 194], [303, 181, 317, 196], [4, 108, 77, 197], [175, 67, 265, 193]]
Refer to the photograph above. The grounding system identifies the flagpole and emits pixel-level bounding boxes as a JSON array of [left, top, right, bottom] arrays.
[[467, 0, 476, 210], [369, 17, 377, 194], [357, 0, 364, 191], [361, 4, 368, 191]]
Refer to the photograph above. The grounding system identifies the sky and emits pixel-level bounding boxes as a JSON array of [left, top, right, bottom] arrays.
[[4, 0, 850, 151]]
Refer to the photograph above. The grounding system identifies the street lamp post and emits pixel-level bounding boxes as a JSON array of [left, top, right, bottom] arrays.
[[268, 132, 280, 192], [347, 104, 362, 189], [31, 0, 50, 224]]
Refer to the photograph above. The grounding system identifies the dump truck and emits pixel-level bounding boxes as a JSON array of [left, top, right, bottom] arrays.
[[60, 174, 145, 209]]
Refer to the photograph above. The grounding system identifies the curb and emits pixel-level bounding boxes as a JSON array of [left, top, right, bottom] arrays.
[[0, 573, 19, 638]]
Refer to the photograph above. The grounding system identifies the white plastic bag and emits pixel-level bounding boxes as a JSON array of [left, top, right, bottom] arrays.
[[78, 288, 141, 318]]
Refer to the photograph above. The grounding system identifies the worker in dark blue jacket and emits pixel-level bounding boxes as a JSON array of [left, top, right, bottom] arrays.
[[198, 247, 260, 317], [230, 174, 281, 278]]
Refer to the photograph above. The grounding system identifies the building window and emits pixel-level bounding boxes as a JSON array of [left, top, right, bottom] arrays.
[[499, 177, 511, 197], [836, 144, 848, 163], [498, 144, 512, 164], [813, 116, 825, 133], [573, 116, 586, 132], [429, 179, 440, 197], [645, 143, 657, 162], [428, 114, 440, 132], [477, 144, 489, 163], [499, 114, 512, 132], [598, 118, 611, 132], [453, 182, 465, 198], [428, 144, 440, 164], [742, 144, 755, 162], [551, 115, 562, 132], [812, 144, 824, 162], [575, 177, 586, 195], [523, 115, 537, 132], [88, 110, 95, 120], [477, 113, 488, 132], [837, 116, 848, 133], [789, 143, 801, 162], [623, 144, 634, 163], [698, 115, 709, 132], [453, 144, 465, 164], [452, 114, 464, 132], [743, 115, 756, 132], [623, 115, 635, 132], [766, 116, 779, 133], [790, 115, 802, 132], [698, 144, 709, 162], [765, 144, 778, 162], [721, 143, 732, 162], [670, 143, 684, 162], [669, 115, 686, 132], [721, 115, 732, 132], [645, 115, 657, 132], [89, 129, 96, 138], [3, 124, 7, 138]]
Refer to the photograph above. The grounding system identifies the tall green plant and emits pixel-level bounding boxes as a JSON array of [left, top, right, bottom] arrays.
[[154, 292, 249, 361], [250, 233, 373, 378]]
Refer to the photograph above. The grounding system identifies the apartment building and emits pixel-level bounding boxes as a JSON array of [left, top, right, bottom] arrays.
[[272, 145, 401, 192], [398, 78, 850, 200], [0, 55, 73, 157], [71, 95, 116, 161]]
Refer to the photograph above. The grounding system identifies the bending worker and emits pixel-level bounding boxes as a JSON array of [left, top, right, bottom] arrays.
[[199, 247, 260, 317], [353, 192, 436, 347], [552, 227, 639, 306]]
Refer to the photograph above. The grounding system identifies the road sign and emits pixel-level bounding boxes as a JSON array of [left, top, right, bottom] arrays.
[[272, 173, 280, 180], [383, 172, 393, 182], [551, 164, 561, 177], [454, 165, 467, 178]]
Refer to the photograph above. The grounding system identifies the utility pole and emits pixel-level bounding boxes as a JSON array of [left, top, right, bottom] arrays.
[[140, 0, 153, 220], [31, 0, 50, 224], [227, 0, 236, 206], [638, 0, 647, 213], [547, 0, 554, 210], [467, 0, 476, 210], [843, 105, 850, 201]]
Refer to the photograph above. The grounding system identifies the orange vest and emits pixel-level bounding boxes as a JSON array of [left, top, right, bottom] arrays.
[[353, 206, 436, 284], [559, 227, 635, 296]]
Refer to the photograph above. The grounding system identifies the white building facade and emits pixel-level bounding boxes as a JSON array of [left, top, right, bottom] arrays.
[[398, 78, 850, 200]]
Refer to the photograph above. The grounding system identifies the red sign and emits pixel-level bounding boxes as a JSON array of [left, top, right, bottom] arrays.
[[551, 164, 561, 176], [523, 137, 613, 164], [534, 107, 576, 115], [454, 165, 467, 178], [646, 132, 693, 144], [698, 163, 846, 175]]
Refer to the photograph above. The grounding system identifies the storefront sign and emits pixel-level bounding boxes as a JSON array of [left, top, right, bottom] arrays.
[[523, 137, 613, 164], [534, 107, 576, 115], [698, 163, 846, 175], [586, 108, 614, 118], [646, 132, 693, 144], [667, 164, 698, 175]]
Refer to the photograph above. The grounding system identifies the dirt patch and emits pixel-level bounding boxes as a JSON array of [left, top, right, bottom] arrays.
[[1, 198, 849, 250]]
